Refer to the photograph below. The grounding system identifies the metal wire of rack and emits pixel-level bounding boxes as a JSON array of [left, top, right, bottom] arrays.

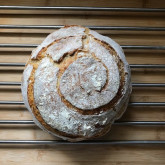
[[0, 6, 165, 12], [0, 5, 165, 145]]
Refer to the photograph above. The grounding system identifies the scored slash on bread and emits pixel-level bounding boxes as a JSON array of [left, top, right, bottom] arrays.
[[21, 25, 132, 142]]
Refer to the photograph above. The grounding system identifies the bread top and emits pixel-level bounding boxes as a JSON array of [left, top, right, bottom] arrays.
[[21, 25, 131, 141]]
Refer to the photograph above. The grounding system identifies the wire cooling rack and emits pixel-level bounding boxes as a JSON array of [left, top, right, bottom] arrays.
[[0, 5, 165, 145]]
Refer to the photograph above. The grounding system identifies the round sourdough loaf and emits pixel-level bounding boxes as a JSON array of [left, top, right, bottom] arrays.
[[21, 25, 132, 142]]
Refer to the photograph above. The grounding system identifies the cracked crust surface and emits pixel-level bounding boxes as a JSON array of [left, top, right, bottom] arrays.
[[21, 25, 132, 142]]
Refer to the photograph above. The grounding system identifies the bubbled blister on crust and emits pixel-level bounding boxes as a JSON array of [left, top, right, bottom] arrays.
[[21, 25, 132, 142]]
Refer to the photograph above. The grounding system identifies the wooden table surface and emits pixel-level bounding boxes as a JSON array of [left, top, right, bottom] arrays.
[[0, 0, 165, 164]]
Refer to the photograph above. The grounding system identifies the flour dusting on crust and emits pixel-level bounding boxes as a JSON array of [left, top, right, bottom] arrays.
[[22, 25, 132, 141], [31, 26, 85, 59], [46, 36, 83, 62]]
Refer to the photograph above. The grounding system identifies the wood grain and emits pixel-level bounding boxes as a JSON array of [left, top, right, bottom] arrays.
[[0, 0, 165, 165]]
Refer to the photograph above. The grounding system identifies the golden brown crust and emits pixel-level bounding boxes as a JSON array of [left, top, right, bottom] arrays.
[[22, 25, 131, 141]]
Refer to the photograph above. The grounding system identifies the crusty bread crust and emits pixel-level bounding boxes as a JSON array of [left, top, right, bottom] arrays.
[[21, 25, 132, 142]]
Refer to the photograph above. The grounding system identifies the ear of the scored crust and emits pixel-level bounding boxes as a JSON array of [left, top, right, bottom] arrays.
[[31, 25, 86, 59], [46, 35, 83, 62]]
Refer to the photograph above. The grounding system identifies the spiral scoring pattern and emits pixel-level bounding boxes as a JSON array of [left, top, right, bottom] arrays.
[[21, 25, 131, 141]]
